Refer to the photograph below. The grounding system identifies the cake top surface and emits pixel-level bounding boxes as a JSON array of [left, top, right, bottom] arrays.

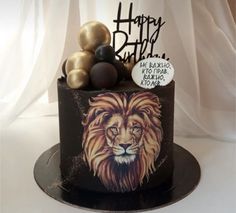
[[58, 77, 174, 93]]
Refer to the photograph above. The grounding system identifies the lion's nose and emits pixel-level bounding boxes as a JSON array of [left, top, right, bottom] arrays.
[[119, 143, 132, 150]]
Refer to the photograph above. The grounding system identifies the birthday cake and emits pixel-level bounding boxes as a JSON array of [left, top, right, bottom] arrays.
[[58, 2, 175, 193]]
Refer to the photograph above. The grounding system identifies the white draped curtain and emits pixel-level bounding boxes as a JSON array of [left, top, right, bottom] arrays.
[[0, 0, 235, 141], [0, 0, 71, 126]]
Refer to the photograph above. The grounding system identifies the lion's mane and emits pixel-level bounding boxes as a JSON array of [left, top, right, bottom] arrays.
[[82, 92, 163, 192]]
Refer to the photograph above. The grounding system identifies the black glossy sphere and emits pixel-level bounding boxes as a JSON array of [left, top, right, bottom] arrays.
[[90, 62, 118, 89], [95, 45, 116, 62], [112, 60, 127, 82]]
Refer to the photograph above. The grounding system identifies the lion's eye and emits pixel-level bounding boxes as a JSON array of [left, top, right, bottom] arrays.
[[109, 127, 119, 135], [132, 126, 141, 133]]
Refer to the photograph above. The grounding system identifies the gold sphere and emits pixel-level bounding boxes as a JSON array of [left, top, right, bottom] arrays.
[[66, 51, 95, 75], [67, 69, 89, 89], [78, 21, 111, 52]]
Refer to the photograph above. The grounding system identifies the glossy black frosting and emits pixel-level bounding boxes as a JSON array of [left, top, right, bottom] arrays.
[[58, 78, 175, 193]]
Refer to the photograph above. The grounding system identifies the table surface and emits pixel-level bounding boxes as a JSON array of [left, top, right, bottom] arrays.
[[1, 117, 236, 213]]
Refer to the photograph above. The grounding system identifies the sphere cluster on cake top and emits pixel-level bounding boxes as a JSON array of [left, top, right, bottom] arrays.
[[64, 21, 130, 90]]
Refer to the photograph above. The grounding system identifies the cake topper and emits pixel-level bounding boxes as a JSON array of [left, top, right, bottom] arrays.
[[63, 1, 172, 90], [90, 62, 118, 89], [64, 21, 125, 89], [66, 51, 95, 75], [78, 21, 111, 52], [113, 2, 169, 64], [67, 69, 89, 89], [131, 58, 174, 88]]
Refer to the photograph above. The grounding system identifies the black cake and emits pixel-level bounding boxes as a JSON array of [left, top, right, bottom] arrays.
[[57, 4, 176, 194], [34, 3, 200, 208]]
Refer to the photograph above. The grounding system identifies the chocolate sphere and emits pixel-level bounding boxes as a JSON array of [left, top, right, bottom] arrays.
[[62, 59, 67, 77], [90, 62, 118, 89], [67, 69, 89, 89], [79, 21, 111, 52], [95, 45, 115, 62], [66, 51, 95, 75], [113, 59, 127, 82]]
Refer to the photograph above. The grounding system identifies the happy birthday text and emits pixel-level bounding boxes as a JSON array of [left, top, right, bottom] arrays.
[[113, 2, 169, 63]]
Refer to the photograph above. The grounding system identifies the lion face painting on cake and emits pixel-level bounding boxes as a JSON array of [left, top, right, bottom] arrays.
[[82, 92, 163, 192]]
